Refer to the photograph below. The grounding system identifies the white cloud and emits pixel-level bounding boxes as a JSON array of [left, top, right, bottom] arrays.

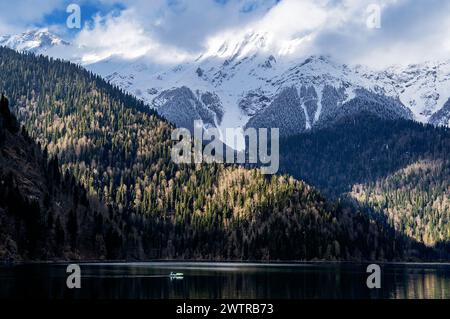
[[73, 9, 194, 64], [0, 0, 62, 34], [70, 0, 280, 64], [309, 0, 450, 68], [202, 0, 368, 60], [2, 0, 450, 68]]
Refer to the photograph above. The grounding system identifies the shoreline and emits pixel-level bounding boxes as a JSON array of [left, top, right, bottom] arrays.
[[2, 259, 450, 267]]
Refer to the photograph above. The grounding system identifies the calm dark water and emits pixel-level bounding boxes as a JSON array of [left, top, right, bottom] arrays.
[[0, 262, 449, 299]]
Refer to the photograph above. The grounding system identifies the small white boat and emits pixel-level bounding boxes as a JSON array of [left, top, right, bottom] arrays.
[[169, 272, 184, 279]]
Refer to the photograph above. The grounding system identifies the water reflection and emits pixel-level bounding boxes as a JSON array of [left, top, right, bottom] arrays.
[[0, 262, 449, 299]]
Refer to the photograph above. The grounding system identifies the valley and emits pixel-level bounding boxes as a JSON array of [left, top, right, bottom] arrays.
[[0, 28, 449, 262], [2, 47, 433, 262]]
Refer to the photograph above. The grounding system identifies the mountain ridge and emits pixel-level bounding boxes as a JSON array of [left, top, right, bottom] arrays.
[[1, 41, 449, 261], [2, 46, 428, 262], [2, 29, 450, 140], [0, 28, 69, 54]]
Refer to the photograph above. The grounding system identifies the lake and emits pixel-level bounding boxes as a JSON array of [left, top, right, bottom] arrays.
[[0, 262, 449, 299]]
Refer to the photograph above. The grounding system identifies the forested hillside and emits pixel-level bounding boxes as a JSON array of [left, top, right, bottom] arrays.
[[351, 160, 450, 249], [279, 115, 450, 250], [0, 94, 118, 260], [0, 47, 442, 261]]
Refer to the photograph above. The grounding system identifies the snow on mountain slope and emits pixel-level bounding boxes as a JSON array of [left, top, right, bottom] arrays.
[[99, 50, 415, 138], [430, 97, 450, 126], [0, 29, 69, 54], [371, 61, 450, 125], [2, 29, 450, 140]]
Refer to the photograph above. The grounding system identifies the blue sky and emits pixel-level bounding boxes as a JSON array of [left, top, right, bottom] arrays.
[[1, 0, 450, 67], [39, 0, 277, 29], [42, 1, 125, 29]]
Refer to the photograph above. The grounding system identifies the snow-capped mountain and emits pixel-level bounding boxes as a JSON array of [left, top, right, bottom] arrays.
[[368, 62, 450, 126], [98, 46, 439, 138], [2, 29, 450, 141], [0, 29, 69, 54]]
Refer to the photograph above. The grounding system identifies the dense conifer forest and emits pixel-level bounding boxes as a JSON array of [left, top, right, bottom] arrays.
[[0, 94, 114, 260], [279, 115, 450, 250]]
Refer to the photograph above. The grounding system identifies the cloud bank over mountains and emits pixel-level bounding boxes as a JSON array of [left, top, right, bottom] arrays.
[[1, 0, 450, 68]]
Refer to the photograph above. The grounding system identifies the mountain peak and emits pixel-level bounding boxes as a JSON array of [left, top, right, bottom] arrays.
[[0, 28, 69, 53]]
